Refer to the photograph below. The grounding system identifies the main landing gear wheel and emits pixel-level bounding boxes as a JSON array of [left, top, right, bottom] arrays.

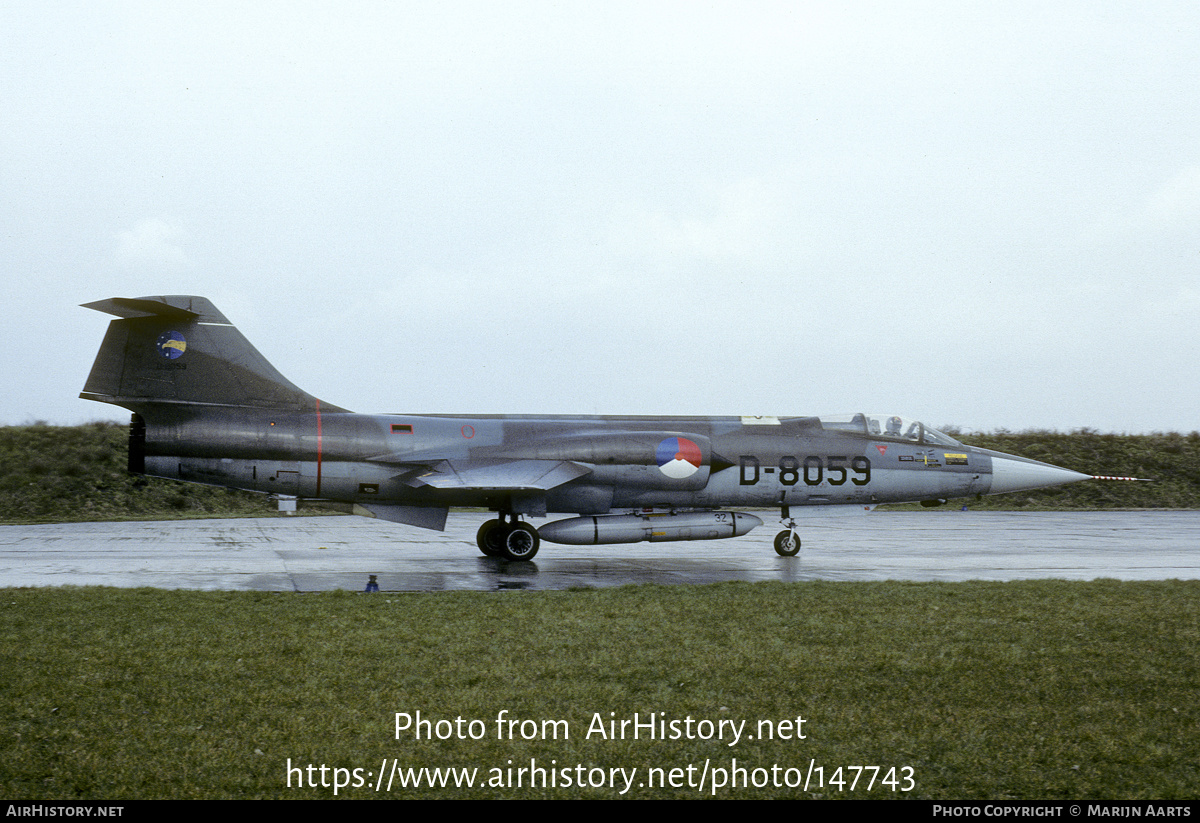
[[476, 518, 540, 561], [774, 530, 800, 557], [476, 520, 506, 557], [502, 522, 539, 561]]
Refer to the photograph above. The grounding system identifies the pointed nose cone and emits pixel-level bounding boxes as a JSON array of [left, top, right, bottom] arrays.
[[986, 452, 1091, 495]]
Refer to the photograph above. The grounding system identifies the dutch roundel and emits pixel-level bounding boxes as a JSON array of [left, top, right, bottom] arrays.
[[656, 436, 703, 479]]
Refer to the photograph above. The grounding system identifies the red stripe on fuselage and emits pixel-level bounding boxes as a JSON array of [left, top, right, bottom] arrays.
[[315, 399, 323, 497]]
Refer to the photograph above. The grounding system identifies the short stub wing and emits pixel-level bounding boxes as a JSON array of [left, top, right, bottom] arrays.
[[406, 459, 593, 491], [346, 459, 595, 530]]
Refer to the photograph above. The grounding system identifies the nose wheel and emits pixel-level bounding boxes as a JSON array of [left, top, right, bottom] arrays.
[[774, 507, 800, 557], [774, 529, 800, 556], [477, 515, 540, 561]]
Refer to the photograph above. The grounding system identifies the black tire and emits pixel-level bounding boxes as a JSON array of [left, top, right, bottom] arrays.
[[774, 530, 800, 557], [476, 519, 507, 557], [502, 522, 540, 561]]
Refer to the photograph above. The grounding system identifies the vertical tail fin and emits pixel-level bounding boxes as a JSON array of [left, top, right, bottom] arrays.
[[80, 295, 347, 413]]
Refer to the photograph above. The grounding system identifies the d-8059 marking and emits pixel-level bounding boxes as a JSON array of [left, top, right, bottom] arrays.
[[738, 455, 872, 487]]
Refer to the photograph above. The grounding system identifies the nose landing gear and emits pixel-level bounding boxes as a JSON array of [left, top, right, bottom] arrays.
[[774, 506, 800, 557]]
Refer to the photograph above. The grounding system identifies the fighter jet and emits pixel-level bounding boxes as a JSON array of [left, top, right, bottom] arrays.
[[80, 295, 1093, 561]]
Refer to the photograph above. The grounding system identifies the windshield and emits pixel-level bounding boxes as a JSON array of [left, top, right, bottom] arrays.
[[819, 413, 962, 446]]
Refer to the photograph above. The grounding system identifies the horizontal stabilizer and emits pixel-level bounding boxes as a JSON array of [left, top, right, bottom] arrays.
[[81, 296, 224, 322], [411, 459, 592, 491]]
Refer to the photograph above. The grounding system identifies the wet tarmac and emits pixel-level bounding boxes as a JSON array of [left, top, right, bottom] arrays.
[[2, 510, 1197, 592]]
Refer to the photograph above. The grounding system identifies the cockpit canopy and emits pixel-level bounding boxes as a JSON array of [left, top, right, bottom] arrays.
[[818, 413, 962, 446]]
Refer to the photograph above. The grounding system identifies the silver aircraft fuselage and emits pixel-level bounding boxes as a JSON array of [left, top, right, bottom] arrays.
[[133, 408, 1077, 513]]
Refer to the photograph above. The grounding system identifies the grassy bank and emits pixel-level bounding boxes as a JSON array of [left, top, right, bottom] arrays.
[[0, 422, 275, 524], [955, 429, 1200, 509], [1, 581, 1196, 799]]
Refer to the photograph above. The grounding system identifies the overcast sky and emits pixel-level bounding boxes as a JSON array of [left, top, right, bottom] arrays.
[[2, 2, 1198, 433]]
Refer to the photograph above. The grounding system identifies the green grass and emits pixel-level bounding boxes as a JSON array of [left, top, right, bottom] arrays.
[[2, 581, 1196, 799]]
